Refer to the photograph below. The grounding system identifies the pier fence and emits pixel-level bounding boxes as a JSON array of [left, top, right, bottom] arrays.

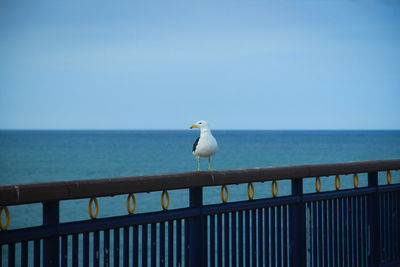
[[1, 159, 400, 266]]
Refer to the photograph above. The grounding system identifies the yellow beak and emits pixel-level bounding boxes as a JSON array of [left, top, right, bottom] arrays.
[[190, 124, 198, 129]]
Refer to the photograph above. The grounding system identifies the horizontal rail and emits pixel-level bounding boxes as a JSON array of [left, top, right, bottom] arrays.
[[1, 158, 399, 205]]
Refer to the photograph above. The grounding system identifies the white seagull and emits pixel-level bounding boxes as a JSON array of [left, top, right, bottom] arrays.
[[190, 120, 218, 171]]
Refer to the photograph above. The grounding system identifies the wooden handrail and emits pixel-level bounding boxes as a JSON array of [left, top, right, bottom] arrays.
[[1, 158, 399, 205]]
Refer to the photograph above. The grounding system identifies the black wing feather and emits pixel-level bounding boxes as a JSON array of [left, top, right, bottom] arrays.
[[192, 137, 200, 152]]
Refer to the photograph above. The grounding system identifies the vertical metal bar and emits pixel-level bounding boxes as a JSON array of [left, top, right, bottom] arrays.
[[339, 198, 343, 267], [93, 231, 100, 267], [123, 226, 129, 267], [334, 198, 338, 267], [21, 241, 28, 267], [380, 192, 385, 263], [168, 221, 173, 267], [252, 209, 257, 266], [245, 209, 250, 267], [217, 213, 222, 267], [8, 243, 15, 267], [34, 239, 40, 267], [367, 171, 380, 267], [385, 192, 393, 261], [61, 235, 68, 267], [151, 223, 156, 267], [142, 224, 148, 267], [283, 205, 288, 267], [210, 215, 215, 267], [104, 229, 110, 267], [132, 225, 138, 267], [239, 211, 243, 267], [290, 179, 305, 267], [328, 199, 333, 267], [271, 206, 276, 267], [391, 192, 396, 261], [184, 218, 190, 267], [232, 212, 237, 267], [323, 200, 328, 267], [361, 195, 366, 267], [160, 221, 165, 267], [258, 208, 264, 267], [318, 200, 323, 267], [312, 201, 317, 267], [224, 212, 230, 267], [357, 195, 362, 265], [203, 216, 208, 264], [265, 207, 270, 267], [353, 196, 357, 267], [343, 198, 348, 267], [397, 192, 400, 258], [189, 187, 203, 267], [114, 228, 120, 267], [83, 232, 89, 267], [277, 206, 282, 267], [176, 220, 181, 267], [72, 234, 78, 267], [42, 201, 59, 267], [348, 197, 353, 267]]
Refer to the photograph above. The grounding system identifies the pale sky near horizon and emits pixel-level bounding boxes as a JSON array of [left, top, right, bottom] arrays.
[[1, 0, 399, 130]]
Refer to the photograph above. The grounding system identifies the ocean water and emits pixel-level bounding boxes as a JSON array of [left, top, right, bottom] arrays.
[[1, 130, 400, 230]]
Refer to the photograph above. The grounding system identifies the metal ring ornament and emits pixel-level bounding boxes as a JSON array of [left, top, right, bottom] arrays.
[[221, 185, 228, 203], [387, 171, 392, 184], [315, 177, 321, 192], [126, 193, 136, 214], [353, 174, 359, 188], [88, 197, 99, 219], [0, 206, 10, 231], [335, 175, 341, 190], [161, 190, 170, 210], [247, 183, 255, 200], [271, 180, 278, 197]]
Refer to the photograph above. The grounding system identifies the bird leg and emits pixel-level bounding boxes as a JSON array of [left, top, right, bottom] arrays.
[[208, 157, 211, 171], [197, 158, 201, 171]]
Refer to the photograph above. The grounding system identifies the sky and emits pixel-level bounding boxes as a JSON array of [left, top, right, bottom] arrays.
[[0, 0, 399, 130]]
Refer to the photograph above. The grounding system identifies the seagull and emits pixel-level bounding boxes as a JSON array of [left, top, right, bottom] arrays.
[[190, 120, 218, 171]]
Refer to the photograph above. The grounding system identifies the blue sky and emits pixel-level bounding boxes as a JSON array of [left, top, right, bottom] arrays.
[[1, 0, 399, 129]]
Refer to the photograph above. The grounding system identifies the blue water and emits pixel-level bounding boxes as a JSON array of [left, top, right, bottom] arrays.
[[1, 130, 400, 230]]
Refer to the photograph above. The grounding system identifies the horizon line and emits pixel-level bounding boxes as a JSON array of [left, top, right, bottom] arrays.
[[1, 128, 400, 131]]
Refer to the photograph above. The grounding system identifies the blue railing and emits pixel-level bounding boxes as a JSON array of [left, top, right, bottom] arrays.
[[0, 159, 400, 266]]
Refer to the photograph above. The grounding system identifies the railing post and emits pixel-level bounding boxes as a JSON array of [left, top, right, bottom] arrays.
[[291, 178, 306, 267], [367, 172, 380, 267], [43, 200, 59, 267], [189, 187, 204, 267]]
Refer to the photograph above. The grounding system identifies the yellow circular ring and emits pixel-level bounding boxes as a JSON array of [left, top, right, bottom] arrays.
[[88, 197, 98, 219], [161, 190, 170, 210], [221, 185, 228, 203], [353, 174, 359, 188], [247, 183, 255, 200], [315, 177, 321, 192], [126, 193, 136, 214], [0, 206, 10, 231], [335, 175, 341, 190], [386, 171, 392, 184], [271, 180, 278, 197]]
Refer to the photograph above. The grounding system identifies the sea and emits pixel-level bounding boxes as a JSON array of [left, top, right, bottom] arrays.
[[1, 130, 400, 231]]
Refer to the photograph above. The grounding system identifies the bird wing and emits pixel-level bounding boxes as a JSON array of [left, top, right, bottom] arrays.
[[192, 137, 200, 152]]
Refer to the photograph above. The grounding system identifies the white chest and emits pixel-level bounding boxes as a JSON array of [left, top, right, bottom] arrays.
[[193, 134, 218, 157]]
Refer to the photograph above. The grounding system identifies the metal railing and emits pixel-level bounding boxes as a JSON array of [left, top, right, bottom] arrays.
[[1, 159, 400, 266]]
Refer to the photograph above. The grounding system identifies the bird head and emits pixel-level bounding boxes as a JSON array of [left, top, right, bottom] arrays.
[[190, 120, 208, 129]]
